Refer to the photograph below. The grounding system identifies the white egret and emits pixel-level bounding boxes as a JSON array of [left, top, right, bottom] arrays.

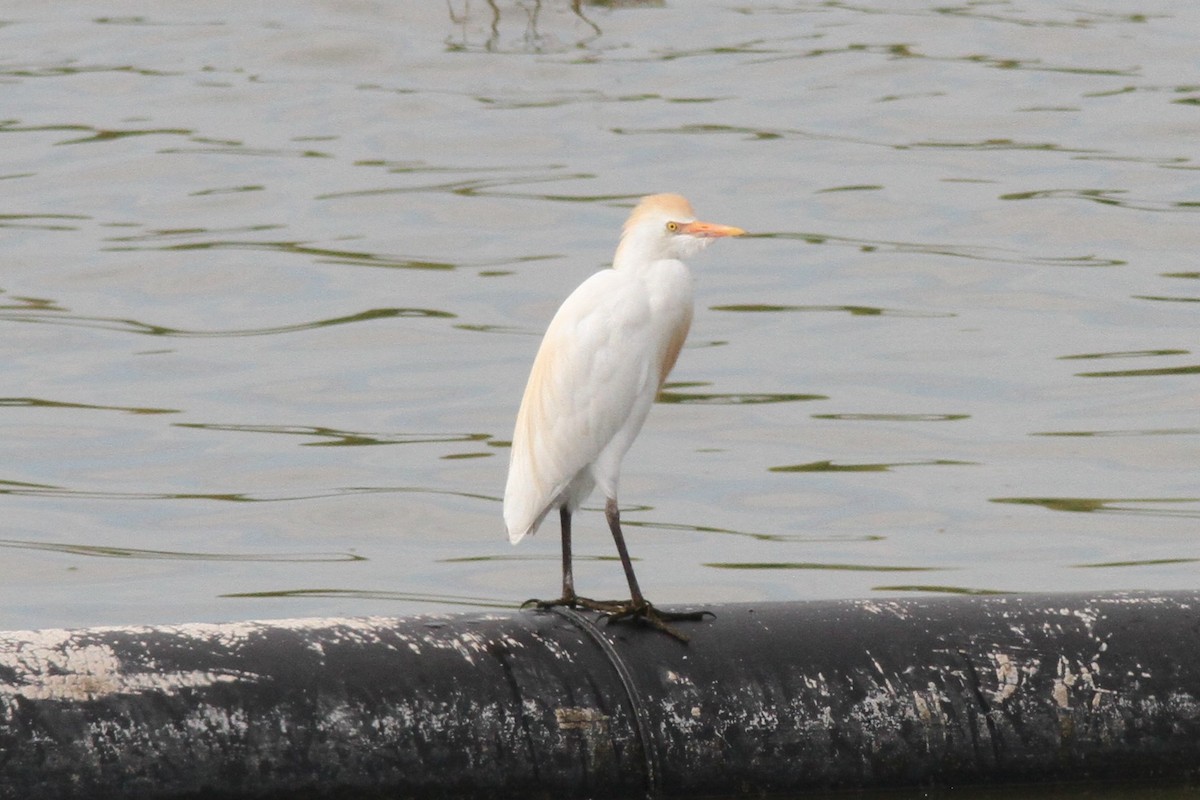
[[503, 193, 745, 635]]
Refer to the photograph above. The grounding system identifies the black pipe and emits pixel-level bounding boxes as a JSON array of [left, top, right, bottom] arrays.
[[2, 591, 1199, 798]]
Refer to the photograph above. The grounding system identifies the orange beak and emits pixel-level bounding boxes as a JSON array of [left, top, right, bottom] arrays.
[[679, 220, 746, 238]]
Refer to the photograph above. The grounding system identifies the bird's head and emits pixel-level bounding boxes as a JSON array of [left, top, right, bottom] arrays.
[[614, 193, 745, 268]]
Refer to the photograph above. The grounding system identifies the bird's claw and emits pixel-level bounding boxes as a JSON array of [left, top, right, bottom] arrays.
[[523, 595, 712, 642], [598, 601, 713, 642], [521, 595, 605, 610]]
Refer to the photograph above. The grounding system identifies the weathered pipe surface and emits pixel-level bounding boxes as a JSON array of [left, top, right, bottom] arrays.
[[2, 591, 1200, 799]]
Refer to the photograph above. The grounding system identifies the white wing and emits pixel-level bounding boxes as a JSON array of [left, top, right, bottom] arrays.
[[504, 267, 687, 543]]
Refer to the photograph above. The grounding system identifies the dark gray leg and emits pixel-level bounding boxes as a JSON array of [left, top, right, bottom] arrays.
[[604, 497, 645, 606], [559, 506, 576, 603]]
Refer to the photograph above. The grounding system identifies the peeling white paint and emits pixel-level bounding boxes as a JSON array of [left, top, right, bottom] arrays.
[[0, 637, 255, 704]]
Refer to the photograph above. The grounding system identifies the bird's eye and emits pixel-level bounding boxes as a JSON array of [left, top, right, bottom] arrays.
[[666, 221, 680, 232]]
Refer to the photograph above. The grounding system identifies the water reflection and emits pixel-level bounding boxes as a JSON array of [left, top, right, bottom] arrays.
[[770, 459, 973, 473], [1075, 557, 1200, 569], [0, 481, 498, 507], [222, 587, 514, 610], [175, 424, 491, 448], [1132, 294, 1200, 305], [0, 214, 88, 231], [991, 497, 1200, 519], [872, 585, 1010, 596], [443, 0, 663, 55], [761, 232, 1123, 268], [658, 382, 824, 405], [0, 538, 361, 562], [1074, 364, 1200, 378], [621, 519, 884, 544], [319, 169, 594, 201], [1001, 188, 1200, 212], [0, 304, 453, 338], [813, 413, 969, 422], [1032, 428, 1200, 438], [705, 562, 942, 573], [1059, 349, 1190, 360], [0, 120, 190, 145], [1, 397, 179, 415], [105, 234, 464, 271], [712, 303, 953, 318]]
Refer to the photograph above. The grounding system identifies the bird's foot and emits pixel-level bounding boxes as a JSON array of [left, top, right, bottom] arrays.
[[520, 594, 611, 611], [522, 596, 712, 642], [586, 598, 713, 642]]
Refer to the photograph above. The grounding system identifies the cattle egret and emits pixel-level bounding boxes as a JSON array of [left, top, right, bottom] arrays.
[[504, 193, 745, 636]]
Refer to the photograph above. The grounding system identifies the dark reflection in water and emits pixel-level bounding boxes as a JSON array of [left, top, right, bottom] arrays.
[[319, 170, 595, 201], [175, 423, 491, 448], [612, 123, 1135, 160], [1060, 349, 1189, 360], [0, 480, 498, 507], [1032, 428, 1200, 438], [872, 585, 1010, 596], [705, 562, 942, 572], [0, 538, 361, 562], [0, 120, 190, 145], [770, 459, 974, 473], [1075, 557, 1200, 569], [992, 497, 1200, 519], [1, 397, 179, 415], [0, 64, 178, 79], [445, 0, 643, 55], [0, 214, 88, 231], [222, 587, 514, 610], [621, 519, 884, 544], [758, 232, 1123, 268], [813, 413, 969, 422], [1002, 187, 1200, 213], [712, 303, 953, 318], [1075, 364, 1200, 378], [659, 382, 824, 405], [0, 305, 452, 338], [105, 234, 464, 272], [441, 554, 618, 563], [1132, 294, 1200, 305]]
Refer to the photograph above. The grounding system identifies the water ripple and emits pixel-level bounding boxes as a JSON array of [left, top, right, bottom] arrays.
[[764, 231, 1123, 268], [770, 459, 974, 473], [0, 306, 452, 338], [992, 497, 1200, 519], [0, 213, 90, 231], [0, 397, 180, 415], [1032, 428, 1200, 438], [658, 382, 824, 405], [872, 584, 1010, 596], [0, 480, 497, 506], [1001, 188, 1200, 212], [813, 413, 970, 422], [0, 538, 361, 563], [623, 519, 883, 545], [1074, 557, 1200, 569], [1074, 364, 1200, 378], [176, 423, 491, 448], [104, 235, 464, 271], [221, 587, 514, 610], [712, 303, 954, 318], [613, 122, 1111, 159], [1060, 349, 1190, 360], [704, 561, 943, 572]]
